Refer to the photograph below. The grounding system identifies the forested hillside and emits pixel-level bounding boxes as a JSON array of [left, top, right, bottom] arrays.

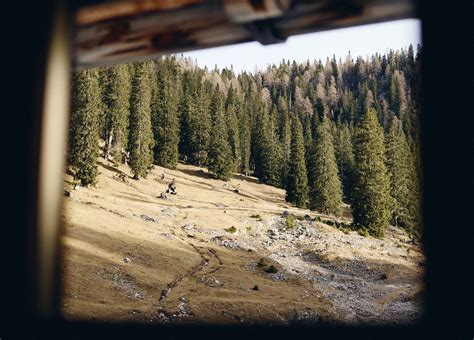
[[68, 45, 422, 239]]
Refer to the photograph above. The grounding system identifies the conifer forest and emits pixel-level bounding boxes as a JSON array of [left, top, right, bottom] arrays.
[[68, 45, 422, 239]]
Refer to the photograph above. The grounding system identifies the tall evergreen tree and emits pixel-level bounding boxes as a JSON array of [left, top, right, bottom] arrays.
[[385, 117, 411, 228], [69, 68, 102, 186], [103, 64, 131, 163], [128, 61, 154, 179], [225, 86, 241, 171], [302, 113, 313, 174], [285, 116, 309, 208], [277, 96, 291, 182], [208, 85, 233, 180], [178, 70, 193, 159], [335, 121, 355, 200], [254, 106, 282, 186], [189, 79, 212, 166], [97, 67, 109, 136], [309, 117, 343, 215], [389, 70, 408, 120], [238, 94, 252, 175], [385, 117, 422, 237], [406, 145, 422, 238], [352, 108, 392, 237], [152, 57, 180, 169]]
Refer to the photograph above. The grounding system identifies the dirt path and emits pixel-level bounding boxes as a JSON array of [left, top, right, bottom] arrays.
[[156, 228, 225, 322]]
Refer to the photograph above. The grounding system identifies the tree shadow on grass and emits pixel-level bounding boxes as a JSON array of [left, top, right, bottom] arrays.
[[232, 173, 259, 184], [99, 162, 128, 176], [179, 167, 214, 180]]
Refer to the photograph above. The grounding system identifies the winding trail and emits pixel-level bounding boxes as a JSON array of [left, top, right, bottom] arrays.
[[156, 228, 224, 322]]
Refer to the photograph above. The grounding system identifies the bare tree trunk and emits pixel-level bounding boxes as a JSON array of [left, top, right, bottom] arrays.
[[123, 149, 130, 166], [104, 128, 114, 161]]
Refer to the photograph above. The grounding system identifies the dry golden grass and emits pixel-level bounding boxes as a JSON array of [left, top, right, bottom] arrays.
[[60, 158, 424, 324]]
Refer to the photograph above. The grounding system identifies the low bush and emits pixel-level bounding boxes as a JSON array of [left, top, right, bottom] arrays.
[[225, 226, 237, 233], [285, 214, 297, 229], [357, 227, 370, 237], [265, 265, 278, 273]]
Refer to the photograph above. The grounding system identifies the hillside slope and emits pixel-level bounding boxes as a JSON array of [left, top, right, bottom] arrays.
[[60, 158, 424, 325]]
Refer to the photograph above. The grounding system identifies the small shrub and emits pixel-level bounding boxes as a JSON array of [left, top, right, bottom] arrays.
[[296, 215, 305, 221], [313, 216, 321, 222], [265, 265, 278, 273], [357, 228, 370, 237], [252, 285, 259, 291], [342, 228, 350, 235], [379, 273, 388, 280], [257, 258, 267, 267], [324, 220, 335, 227], [285, 214, 297, 229], [246, 226, 252, 232], [225, 226, 237, 233], [250, 214, 261, 219]]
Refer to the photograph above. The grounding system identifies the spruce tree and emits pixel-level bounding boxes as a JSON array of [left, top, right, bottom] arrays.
[[183, 78, 212, 166], [389, 70, 408, 120], [385, 117, 410, 228], [97, 67, 108, 136], [69, 68, 102, 186], [250, 89, 264, 176], [178, 69, 199, 161], [302, 113, 313, 174], [238, 92, 252, 175], [152, 57, 180, 169], [386, 117, 422, 237], [255, 106, 282, 187], [406, 144, 422, 238], [225, 86, 241, 171], [277, 95, 291, 182], [335, 121, 355, 200], [309, 117, 343, 215], [285, 116, 309, 208], [208, 85, 233, 180], [352, 108, 392, 238], [128, 61, 154, 179], [310, 110, 321, 140], [103, 63, 131, 163]]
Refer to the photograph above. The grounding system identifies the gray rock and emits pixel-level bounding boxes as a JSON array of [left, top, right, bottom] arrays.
[[140, 214, 158, 223], [268, 272, 288, 281], [287, 309, 320, 324], [161, 207, 178, 217]]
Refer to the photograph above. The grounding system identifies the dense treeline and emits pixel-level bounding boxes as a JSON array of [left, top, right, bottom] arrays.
[[68, 45, 422, 238]]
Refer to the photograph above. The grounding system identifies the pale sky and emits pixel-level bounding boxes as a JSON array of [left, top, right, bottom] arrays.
[[182, 19, 421, 73]]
